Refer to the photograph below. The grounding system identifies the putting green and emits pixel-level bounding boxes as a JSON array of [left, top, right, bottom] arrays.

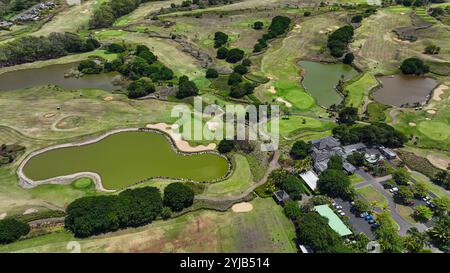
[[417, 121, 450, 141], [23, 131, 229, 190]]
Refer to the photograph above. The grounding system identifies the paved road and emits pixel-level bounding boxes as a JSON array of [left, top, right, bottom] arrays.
[[195, 150, 280, 202], [354, 170, 428, 235]]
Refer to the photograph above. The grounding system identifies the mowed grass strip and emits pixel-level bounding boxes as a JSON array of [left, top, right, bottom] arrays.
[[344, 73, 379, 111], [203, 154, 253, 197], [0, 198, 297, 253], [356, 185, 388, 209]]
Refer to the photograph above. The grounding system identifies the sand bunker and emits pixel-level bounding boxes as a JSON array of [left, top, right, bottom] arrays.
[[268, 86, 277, 94], [0, 213, 6, 220], [146, 123, 216, 152], [294, 24, 301, 29], [432, 85, 448, 101], [43, 113, 56, 118], [427, 155, 450, 170], [276, 97, 292, 108], [319, 30, 326, 34], [427, 109, 437, 115], [103, 96, 114, 101], [409, 122, 417, 127], [206, 121, 220, 131], [23, 208, 38, 215], [231, 202, 253, 213]]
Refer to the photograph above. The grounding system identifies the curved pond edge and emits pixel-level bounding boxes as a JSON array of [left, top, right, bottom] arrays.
[[296, 59, 360, 109], [370, 74, 441, 108], [17, 128, 233, 193]]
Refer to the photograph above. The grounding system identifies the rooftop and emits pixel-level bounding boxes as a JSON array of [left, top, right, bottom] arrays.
[[314, 205, 353, 237], [300, 170, 319, 191]]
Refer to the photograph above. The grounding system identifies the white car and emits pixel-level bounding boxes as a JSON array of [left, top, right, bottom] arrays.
[[339, 212, 346, 216], [392, 187, 399, 192], [337, 210, 343, 213], [336, 205, 343, 209]]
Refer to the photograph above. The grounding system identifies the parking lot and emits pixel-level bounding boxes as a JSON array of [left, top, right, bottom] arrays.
[[333, 198, 375, 240]]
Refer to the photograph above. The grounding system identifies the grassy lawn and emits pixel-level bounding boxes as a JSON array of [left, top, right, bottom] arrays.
[[392, 92, 450, 150], [356, 185, 388, 209], [259, 14, 342, 115], [366, 102, 389, 122], [349, 173, 364, 185], [203, 154, 253, 197], [396, 204, 417, 224], [344, 73, 379, 112], [411, 172, 449, 199], [268, 116, 336, 138], [0, 198, 297, 253]]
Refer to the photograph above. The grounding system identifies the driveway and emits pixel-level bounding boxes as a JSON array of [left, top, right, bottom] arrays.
[[353, 170, 428, 236]]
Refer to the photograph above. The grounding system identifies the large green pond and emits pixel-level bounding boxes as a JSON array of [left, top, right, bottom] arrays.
[[23, 131, 229, 190], [298, 61, 358, 108]]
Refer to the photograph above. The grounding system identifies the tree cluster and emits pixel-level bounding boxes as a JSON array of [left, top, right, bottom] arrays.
[[176, 75, 199, 99], [327, 25, 354, 58], [400, 58, 429, 75], [332, 123, 407, 148], [0, 144, 25, 166], [0, 218, 30, 244], [65, 184, 194, 238], [89, 0, 154, 29], [0, 33, 100, 67], [253, 16, 291, 53], [163, 182, 194, 212]]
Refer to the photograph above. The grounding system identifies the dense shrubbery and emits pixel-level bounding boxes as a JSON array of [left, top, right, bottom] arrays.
[[218, 139, 234, 153], [289, 140, 311, 160], [0, 33, 100, 67], [327, 25, 354, 58], [127, 77, 155, 99], [163, 182, 195, 212], [318, 156, 353, 200], [214, 31, 229, 48], [332, 123, 407, 148], [78, 60, 103, 74], [296, 212, 350, 253], [0, 218, 30, 244], [65, 186, 170, 237], [225, 48, 245, 63], [89, 0, 155, 29], [205, 68, 219, 78], [176, 75, 199, 99], [280, 175, 306, 200], [400, 58, 430, 75], [0, 144, 25, 166], [253, 21, 264, 30]]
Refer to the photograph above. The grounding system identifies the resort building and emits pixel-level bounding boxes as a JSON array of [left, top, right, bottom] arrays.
[[300, 170, 319, 191]]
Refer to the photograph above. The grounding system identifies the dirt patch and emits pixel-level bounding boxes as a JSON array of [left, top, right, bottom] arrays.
[[268, 86, 276, 94], [146, 123, 216, 152], [432, 84, 448, 101], [427, 155, 450, 170], [427, 109, 437, 115], [276, 97, 292, 108], [232, 202, 253, 213], [409, 122, 417, 127], [103, 96, 114, 101]]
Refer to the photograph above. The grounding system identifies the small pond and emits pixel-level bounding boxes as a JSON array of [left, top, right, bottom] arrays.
[[0, 62, 120, 92], [298, 61, 359, 108], [373, 75, 439, 107], [22, 131, 229, 190]]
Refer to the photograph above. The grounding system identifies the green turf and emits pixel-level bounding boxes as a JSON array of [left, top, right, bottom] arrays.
[[344, 73, 379, 111], [356, 185, 388, 209], [203, 154, 253, 197]]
